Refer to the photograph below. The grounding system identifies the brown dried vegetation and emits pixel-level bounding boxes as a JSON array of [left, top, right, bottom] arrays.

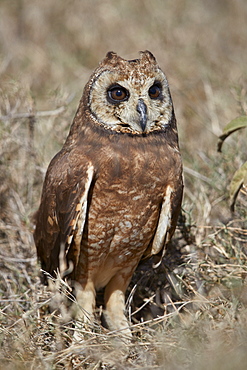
[[1, 1, 247, 368]]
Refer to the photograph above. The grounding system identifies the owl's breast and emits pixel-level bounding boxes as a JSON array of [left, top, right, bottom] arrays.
[[85, 177, 162, 288], [83, 142, 179, 273]]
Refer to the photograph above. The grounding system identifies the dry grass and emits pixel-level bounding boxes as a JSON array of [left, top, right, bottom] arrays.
[[1, 0, 247, 368]]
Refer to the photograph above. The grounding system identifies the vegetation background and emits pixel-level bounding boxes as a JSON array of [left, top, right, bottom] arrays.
[[0, 0, 247, 368]]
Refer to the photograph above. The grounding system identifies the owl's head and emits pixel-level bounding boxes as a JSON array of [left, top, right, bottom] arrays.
[[83, 51, 174, 135]]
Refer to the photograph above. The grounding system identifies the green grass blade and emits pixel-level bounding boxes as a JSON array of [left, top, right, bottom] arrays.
[[229, 161, 247, 211], [217, 116, 247, 152]]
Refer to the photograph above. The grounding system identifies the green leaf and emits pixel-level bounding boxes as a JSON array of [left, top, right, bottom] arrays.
[[217, 116, 247, 152], [229, 161, 247, 212]]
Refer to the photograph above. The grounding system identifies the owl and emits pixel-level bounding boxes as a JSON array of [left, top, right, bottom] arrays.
[[34, 51, 183, 339]]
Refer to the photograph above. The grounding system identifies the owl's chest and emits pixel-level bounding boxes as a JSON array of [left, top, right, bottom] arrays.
[[76, 140, 181, 283], [96, 141, 172, 192], [93, 151, 165, 207], [87, 143, 175, 229]]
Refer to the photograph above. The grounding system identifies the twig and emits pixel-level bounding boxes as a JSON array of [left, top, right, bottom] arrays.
[[0, 106, 66, 121], [0, 255, 36, 263], [183, 165, 221, 189]]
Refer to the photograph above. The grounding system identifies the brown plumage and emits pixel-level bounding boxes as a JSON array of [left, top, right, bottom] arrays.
[[34, 51, 183, 338]]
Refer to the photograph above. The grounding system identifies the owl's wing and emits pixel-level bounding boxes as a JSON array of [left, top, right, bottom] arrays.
[[145, 184, 182, 266], [34, 152, 94, 282], [151, 185, 173, 256]]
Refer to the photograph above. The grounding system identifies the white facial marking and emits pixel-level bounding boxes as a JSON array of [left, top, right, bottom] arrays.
[[89, 68, 173, 134]]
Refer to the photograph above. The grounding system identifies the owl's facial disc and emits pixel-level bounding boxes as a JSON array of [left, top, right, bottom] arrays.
[[89, 64, 173, 134]]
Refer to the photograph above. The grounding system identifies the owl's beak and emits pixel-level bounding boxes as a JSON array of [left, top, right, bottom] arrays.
[[136, 99, 147, 132]]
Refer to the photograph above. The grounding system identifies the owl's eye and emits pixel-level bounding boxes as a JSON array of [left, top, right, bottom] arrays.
[[107, 85, 129, 103], [149, 83, 162, 99]]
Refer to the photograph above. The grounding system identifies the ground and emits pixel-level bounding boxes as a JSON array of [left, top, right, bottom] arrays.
[[0, 1, 247, 369]]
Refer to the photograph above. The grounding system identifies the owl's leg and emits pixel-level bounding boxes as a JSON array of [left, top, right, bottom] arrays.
[[103, 273, 132, 340], [72, 281, 96, 341]]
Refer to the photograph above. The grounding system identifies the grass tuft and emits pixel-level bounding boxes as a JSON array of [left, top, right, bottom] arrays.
[[1, 0, 247, 368]]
